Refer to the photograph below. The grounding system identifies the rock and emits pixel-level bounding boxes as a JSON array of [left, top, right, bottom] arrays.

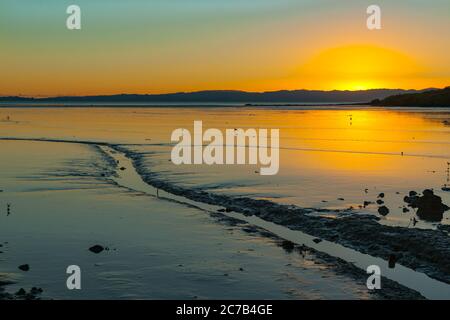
[[412, 189, 449, 222], [402, 207, 410, 213], [15, 288, 26, 296], [313, 238, 322, 244], [409, 191, 418, 197], [363, 201, 373, 207], [337, 198, 345, 201], [388, 254, 396, 268], [18, 264, 30, 272], [378, 206, 390, 216], [280, 240, 295, 251], [376, 199, 384, 205], [378, 193, 385, 198], [30, 287, 43, 294], [89, 245, 105, 254], [404, 194, 419, 204]]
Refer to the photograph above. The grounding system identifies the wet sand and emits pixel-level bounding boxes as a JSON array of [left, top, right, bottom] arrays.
[[0, 140, 397, 299]]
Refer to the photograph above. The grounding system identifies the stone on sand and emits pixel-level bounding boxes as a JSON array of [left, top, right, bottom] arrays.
[[89, 245, 105, 254], [378, 206, 390, 216], [18, 264, 30, 272]]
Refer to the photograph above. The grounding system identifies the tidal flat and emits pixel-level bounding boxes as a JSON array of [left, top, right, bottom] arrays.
[[0, 106, 449, 299]]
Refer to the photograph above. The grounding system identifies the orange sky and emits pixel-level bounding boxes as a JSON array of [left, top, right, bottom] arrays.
[[0, 1, 449, 96]]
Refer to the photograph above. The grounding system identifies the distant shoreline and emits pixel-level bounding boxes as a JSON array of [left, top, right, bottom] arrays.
[[0, 102, 449, 108], [2, 87, 448, 108], [0, 102, 372, 108], [0, 88, 434, 105]]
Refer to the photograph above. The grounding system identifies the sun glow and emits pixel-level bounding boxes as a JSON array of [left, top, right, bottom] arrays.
[[296, 45, 425, 90]]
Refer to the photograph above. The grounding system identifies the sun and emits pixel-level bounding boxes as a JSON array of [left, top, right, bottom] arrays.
[[340, 81, 380, 91], [343, 83, 370, 91], [295, 45, 424, 90]]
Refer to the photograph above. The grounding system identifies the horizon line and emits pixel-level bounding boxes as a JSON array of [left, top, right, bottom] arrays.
[[1, 86, 445, 99]]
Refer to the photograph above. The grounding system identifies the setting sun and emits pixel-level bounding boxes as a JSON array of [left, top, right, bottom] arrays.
[[296, 45, 425, 90]]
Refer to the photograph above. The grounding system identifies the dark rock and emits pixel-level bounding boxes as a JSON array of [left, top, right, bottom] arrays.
[[378, 206, 390, 216], [409, 191, 418, 197], [403, 207, 410, 213], [15, 288, 26, 296], [412, 189, 449, 222], [18, 264, 30, 272], [337, 198, 345, 201], [378, 193, 385, 198], [89, 245, 105, 254], [280, 240, 295, 252], [363, 201, 373, 207], [389, 254, 396, 268], [30, 287, 43, 294], [376, 199, 384, 205], [119, 167, 126, 171], [404, 194, 419, 204], [313, 238, 322, 244]]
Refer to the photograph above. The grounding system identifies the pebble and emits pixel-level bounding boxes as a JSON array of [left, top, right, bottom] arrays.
[[378, 206, 390, 216], [18, 264, 30, 272], [89, 245, 105, 254]]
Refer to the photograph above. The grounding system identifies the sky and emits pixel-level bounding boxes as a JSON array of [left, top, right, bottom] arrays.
[[0, 0, 449, 96]]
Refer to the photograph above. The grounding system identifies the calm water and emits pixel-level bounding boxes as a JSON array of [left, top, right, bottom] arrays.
[[1, 106, 448, 228], [0, 106, 449, 299], [0, 140, 373, 299]]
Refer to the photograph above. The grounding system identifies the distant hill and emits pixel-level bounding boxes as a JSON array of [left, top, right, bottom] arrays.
[[0, 89, 432, 105], [372, 87, 450, 107]]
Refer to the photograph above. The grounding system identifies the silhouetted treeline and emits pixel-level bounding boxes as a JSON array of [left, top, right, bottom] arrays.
[[372, 87, 450, 107], [0, 89, 430, 104]]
